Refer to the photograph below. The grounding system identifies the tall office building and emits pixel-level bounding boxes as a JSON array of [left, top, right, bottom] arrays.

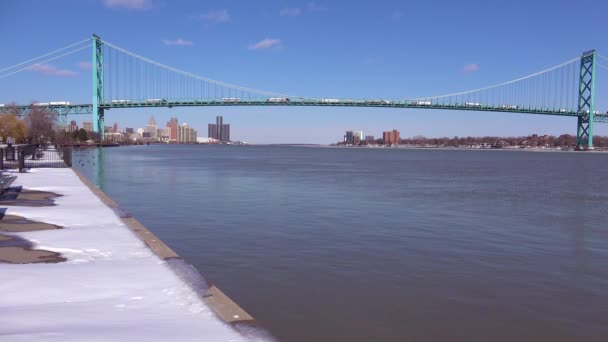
[[166, 117, 178, 142], [82, 121, 93, 132], [68, 120, 78, 133], [344, 131, 354, 144], [220, 123, 230, 142], [177, 123, 197, 143], [208, 123, 218, 139], [208, 116, 230, 142], [353, 131, 363, 144], [145, 116, 157, 140]]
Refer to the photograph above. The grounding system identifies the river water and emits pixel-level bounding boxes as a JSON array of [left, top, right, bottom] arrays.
[[73, 145, 608, 342]]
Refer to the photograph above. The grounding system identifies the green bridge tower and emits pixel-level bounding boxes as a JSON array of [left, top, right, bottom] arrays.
[[577, 50, 596, 150], [92, 34, 104, 137]]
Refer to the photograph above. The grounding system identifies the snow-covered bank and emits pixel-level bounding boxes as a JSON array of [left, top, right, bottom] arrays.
[[0, 168, 255, 341]]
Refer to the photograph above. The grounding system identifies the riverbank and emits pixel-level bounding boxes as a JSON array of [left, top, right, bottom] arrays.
[[0, 167, 271, 341]]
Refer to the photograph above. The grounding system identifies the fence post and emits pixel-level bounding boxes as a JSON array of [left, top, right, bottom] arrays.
[[18, 149, 25, 172], [0, 149, 4, 170], [63, 147, 72, 167]]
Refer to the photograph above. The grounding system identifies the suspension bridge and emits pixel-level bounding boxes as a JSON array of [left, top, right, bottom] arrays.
[[1, 34, 607, 149]]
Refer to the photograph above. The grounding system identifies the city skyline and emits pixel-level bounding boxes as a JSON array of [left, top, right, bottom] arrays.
[[1, 0, 608, 143]]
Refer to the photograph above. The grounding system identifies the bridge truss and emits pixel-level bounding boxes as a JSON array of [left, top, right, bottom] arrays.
[[1, 35, 607, 149]]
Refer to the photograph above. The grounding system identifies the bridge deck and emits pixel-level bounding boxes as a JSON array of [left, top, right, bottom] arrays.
[[1, 101, 607, 121]]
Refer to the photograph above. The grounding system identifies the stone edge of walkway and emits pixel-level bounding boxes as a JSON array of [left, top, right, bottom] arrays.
[[71, 168, 255, 324]]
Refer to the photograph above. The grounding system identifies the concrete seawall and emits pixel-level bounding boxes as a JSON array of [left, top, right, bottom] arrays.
[[1, 167, 273, 341], [71, 168, 257, 325]]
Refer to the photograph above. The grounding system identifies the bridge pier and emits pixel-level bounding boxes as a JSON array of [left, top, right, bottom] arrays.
[[576, 50, 596, 150]]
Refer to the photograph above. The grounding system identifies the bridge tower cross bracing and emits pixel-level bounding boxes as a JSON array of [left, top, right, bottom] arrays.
[[576, 50, 596, 150], [92, 34, 105, 137]]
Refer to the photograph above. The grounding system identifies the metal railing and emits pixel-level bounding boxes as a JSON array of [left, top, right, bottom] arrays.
[[0, 145, 72, 170]]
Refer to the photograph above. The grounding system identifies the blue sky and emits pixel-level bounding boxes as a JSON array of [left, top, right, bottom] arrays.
[[1, 0, 608, 143]]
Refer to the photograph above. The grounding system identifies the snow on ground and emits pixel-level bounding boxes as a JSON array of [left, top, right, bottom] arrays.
[[0, 168, 250, 342]]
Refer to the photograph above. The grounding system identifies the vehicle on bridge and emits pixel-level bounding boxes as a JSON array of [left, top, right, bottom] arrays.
[[50, 101, 71, 105], [111, 99, 131, 104], [365, 100, 391, 105], [412, 101, 432, 106], [222, 97, 241, 103], [267, 97, 290, 103], [321, 99, 340, 103], [146, 98, 167, 103], [465, 102, 482, 107], [33, 102, 50, 106], [500, 105, 519, 110]]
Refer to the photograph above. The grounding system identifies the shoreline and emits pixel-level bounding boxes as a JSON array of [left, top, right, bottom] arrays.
[[1, 167, 271, 341], [70, 168, 258, 326]]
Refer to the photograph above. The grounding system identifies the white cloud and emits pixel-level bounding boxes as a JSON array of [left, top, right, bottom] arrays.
[[463, 63, 480, 72], [162, 38, 194, 46], [29, 64, 77, 77], [280, 7, 302, 16], [200, 9, 231, 23], [307, 2, 327, 12], [249, 38, 282, 50], [102, 0, 151, 10], [78, 61, 92, 70]]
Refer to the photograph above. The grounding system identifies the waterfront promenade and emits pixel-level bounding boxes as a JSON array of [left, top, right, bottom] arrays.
[[0, 168, 265, 341]]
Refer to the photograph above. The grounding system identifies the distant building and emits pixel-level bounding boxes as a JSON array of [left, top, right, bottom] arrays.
[[383, 130, 400, 145], [365, 135, 375, 144], [162, 127, 171, 142], [208, 116, 230, 142], [82, 122, 93, 132], [343, 130, 363, 145], [145, 116, 157, 140], [353, 131, 363, 145], [126, 128, 134, 134], [166, 117, 178, 143], [220, 123, 230, 142], [68, 120, 78, 133], [208, 123, 217, 139], [177, 123, 197, 143], [113, 122, 118, 133], [197, 137, 218, 144], [344, 131, 354, 144]]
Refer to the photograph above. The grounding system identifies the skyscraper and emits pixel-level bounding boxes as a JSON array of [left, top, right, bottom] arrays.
[[82, 122, 93, 132], [208, 123, 218, 139], [353, 131, 363, 144], [146, 116, 158, 140], [344, 131, 354, 144], [166, 117, 178, 143], [177, 123, 197, 143], [68, 120, 78, 133], [220, 123, 230, 142], [208, 116, 230, 142]]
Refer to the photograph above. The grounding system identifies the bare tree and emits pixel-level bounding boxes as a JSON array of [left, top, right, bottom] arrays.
[[27, 104, 58, 144]]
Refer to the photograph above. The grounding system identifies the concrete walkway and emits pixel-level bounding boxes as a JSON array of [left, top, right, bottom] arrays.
[[0, 168, 268, 341]]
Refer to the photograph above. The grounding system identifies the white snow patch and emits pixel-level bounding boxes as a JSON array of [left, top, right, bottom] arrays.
[[0, 168, 254, 341]]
